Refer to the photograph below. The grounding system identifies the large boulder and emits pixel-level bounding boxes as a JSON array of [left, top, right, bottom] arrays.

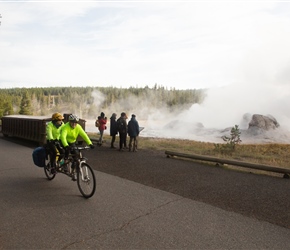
[[248, 114, 279, 134]]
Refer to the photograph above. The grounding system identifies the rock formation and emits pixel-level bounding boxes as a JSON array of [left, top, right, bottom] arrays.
[[247, 114, 279, 135]]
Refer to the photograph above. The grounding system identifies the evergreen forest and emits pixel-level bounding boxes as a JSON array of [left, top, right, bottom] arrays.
[[0, 85, 206, 119]]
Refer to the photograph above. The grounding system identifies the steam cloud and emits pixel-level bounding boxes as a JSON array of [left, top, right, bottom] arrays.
[[86, 81, 290, 144]]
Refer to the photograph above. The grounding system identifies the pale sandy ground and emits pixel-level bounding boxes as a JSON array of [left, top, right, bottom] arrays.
[[85, 119, 290, 144]]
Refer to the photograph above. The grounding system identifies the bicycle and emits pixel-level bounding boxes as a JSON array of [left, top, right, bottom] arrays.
[[44, 145, 96, 198]]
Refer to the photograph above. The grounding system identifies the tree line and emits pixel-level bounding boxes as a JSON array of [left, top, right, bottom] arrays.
[[0, 85, 206, 119]]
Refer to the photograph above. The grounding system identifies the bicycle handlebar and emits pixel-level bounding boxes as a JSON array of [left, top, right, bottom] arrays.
[[70, 146, 91, 151]]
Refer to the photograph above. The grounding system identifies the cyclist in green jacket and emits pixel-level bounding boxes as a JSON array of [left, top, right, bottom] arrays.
[[60, 114, 94, 180], [46, 112, 65, 174]]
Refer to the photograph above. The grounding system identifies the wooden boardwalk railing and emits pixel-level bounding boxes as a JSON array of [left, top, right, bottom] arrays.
[[165, 150, 290, 178]]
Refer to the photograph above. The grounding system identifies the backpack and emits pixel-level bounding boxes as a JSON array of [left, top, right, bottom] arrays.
[[95, 119, 100, 128], [32, 147, 47, 167], [117, 119, 126, 133]]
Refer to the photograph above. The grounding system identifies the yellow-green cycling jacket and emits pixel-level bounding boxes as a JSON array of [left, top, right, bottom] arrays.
[[60, 122, 92, 147], [46, 121, 64, 141]]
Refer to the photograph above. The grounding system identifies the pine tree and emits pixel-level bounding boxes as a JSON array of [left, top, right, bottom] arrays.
[[19, 90, 32, 115]]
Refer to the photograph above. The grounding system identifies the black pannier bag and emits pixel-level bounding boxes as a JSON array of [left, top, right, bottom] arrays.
[[32, 147, 46, 167]]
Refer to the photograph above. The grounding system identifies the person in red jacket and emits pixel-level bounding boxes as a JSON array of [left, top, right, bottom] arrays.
[[97, 112, 107, 146]]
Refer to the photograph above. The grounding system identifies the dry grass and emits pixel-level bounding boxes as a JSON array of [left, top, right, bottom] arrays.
[[88, 133, 290, 169]]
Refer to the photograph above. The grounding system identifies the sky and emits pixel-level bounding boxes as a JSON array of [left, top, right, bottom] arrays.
[[1, 0, 290, 90], [2, 0, 290, 143]]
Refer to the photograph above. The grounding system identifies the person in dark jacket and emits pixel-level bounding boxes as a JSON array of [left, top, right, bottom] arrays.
[[110, 113, 118, 148], [117, 112, 128, 151], [128, 114, 140, 152]]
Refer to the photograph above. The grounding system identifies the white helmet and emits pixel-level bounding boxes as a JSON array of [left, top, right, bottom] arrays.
[[68, 114, 79, 122]]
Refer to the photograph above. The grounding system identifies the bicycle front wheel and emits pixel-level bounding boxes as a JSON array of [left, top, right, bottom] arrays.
[[77, 163, 96, 198]]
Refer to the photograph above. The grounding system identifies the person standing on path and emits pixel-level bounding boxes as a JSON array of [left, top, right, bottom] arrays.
[[117, 112, 128, 151], [128, 114, 140, 152], [97, 112, 107, 146], [110, 113, 118, 148]]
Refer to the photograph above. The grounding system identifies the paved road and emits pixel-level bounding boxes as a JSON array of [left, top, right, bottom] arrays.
[[89, 143, 290, 229], [1, 137, 290, 249]]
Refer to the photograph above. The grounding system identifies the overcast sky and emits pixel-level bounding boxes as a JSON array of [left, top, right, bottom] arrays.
[[1, 1, 290, 90]]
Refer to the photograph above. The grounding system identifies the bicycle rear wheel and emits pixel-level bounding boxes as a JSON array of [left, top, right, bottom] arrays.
[[77, 163, 96, 198], [44, 159, 56, 180]]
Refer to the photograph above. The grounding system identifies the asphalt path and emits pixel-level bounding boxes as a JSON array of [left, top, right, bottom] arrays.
[[1, 136, 290, 249]]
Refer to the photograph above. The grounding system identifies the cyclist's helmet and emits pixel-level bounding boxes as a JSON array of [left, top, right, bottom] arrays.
[[52, 112, 64, 121], [68, 114, 79, 123]]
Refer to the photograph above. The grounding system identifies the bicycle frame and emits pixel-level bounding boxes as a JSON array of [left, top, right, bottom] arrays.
[[69, 147, 88, 167], [78, 158, 89, 181]]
